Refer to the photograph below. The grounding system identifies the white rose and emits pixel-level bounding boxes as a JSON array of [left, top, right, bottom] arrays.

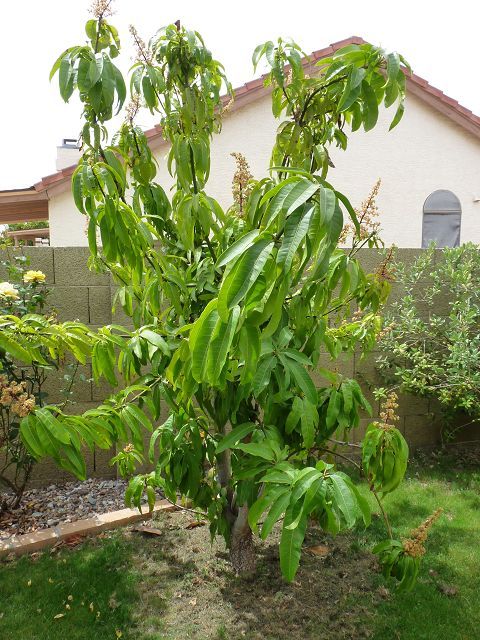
[[0, 282, 20, 300]]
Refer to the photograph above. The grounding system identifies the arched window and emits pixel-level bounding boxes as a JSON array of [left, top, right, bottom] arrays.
[[422, 190, 461, 248]]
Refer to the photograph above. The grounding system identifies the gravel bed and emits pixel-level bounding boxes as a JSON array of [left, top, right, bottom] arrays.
[[0, 478, 134, 541]]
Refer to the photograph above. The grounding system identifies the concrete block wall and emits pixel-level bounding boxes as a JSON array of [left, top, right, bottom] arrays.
[[0, 246, 476, 488], [0, 247, 117, 487]]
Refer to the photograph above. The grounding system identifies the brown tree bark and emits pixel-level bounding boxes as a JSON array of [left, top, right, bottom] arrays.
[[229, 504, 256, 577], [217, 438, 257, 576]]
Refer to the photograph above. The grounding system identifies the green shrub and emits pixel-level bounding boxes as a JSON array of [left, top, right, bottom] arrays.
[[377, 243, 480, 440]]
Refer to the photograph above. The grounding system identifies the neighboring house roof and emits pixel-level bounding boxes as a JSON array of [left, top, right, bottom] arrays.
[[2, 35, 480, 219], [0, 187, 48, 223]]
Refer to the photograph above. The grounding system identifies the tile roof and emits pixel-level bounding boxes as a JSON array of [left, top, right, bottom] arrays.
[[5, 35, 480, 199]]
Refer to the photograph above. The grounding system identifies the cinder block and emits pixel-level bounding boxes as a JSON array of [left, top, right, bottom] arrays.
[[316, 351, 354, 380], [53, 247, 110, 286], [392, 248, 424, 265], [0, 246, 55, 284], [451, 421, 480, 443], [28, 459, 78, 488], [88, 286, 112, 325], [403, 414, 442, 448], [396, 392, 430, 417], [351, 417, 378, 444], [91, 377, 116, 403], [433, 248, 447, 267], [87, 446, 117, 478], [41, 363, 92, 404], [63, 401, 101, 416], [24, 247, 56, 283], [47, 286, 89, 323], [354, 248, 386, 275]]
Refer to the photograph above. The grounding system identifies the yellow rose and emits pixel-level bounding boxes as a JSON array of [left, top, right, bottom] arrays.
[[0, 282, 19, 300], [23, 270, 46, 284]]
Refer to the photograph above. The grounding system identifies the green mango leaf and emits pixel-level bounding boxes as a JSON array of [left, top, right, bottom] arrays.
[[362, 80, 379, 131], [217, 238, 273, 322], [300, 400, 317, 449], [61, 445, 87, 480], [328, 473, 359, 528], [318, 185, 336, 226], [290, 467, 322, 504], [261, 491, 291, 539], [326, 388, 342, 430], [189, 299, 219, 382], [389, 102, 405, 130], [0, 333, 33, 363], [140, 329, 169, 355], [207, 305, 240, 385], [216, 230, 260, 268], [248, 485, 286, 533], [234, 442, 275, 461], [280, 356, 317, 405], [36, 408, 72, 446], [280, 502, 308, 582], [277, 204, 315, 271], [252, 355, 277, 397], [262, 178, 318, 228], [216, 422, 257, 454], [338, 67, 366, 112], [239, 324, 261, 383], [20, 415, 44, 458], [285, 396, 303, 434], [386, 52, 400, 84]]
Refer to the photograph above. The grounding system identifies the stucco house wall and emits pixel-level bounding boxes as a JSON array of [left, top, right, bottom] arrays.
[[47, 89, 480, 248]]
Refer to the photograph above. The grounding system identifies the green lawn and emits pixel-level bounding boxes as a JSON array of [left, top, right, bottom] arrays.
[[1, 449, 479, 640], [354, 450, 480, 640]]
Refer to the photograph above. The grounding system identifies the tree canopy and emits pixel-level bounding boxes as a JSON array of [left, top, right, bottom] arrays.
[[0, 2, 433, 588]]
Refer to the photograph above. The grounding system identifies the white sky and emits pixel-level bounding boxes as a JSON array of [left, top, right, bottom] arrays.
[[1, 0, 479, 190]]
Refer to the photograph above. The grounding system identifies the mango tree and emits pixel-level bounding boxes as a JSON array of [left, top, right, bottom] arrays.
[[0, 1, 423, 586]]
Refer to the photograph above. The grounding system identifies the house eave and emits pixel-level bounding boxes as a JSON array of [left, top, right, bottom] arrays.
[[0, 189, 49, 224]]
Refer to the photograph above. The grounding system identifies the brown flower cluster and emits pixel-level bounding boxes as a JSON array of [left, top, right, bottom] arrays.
[[125, 93, 141, 122], [351, 308, 364, 322], [222, 96, 235, 114], [129, 25, 153, 64], [375, 246, 396, 282], [123, 443, 135, 453], [377, 322, 396, 341], [403, 508, 443, 558], [340, 179, 382, 244], [89, 0, 114, 20], [231, 152, 253, 217], [0, 376, 36, 418], [377, 391, 400, 429]]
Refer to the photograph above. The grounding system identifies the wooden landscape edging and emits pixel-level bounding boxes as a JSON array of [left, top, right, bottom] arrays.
[[0, 499, 176, 558]]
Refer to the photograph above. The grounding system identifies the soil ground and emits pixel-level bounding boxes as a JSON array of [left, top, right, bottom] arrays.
[[129, 510, 377, 640]]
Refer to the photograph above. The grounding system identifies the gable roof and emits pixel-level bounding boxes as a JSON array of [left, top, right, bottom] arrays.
[[2, 35, 480, 208]]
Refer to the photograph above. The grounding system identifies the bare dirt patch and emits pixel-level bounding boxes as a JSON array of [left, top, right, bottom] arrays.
[[128, 510, 379, 640]]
